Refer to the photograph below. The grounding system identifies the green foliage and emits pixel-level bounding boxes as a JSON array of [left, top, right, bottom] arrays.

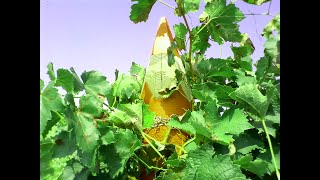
[[200, 0, 245, 44], [40, 82, 65, 134], [158, 144, 246, 179], [211, 108, 254, 145], [173, 23, 188, 50], [129, 0, 157, 23], [262, 14, 280, 39], [242, 0, 271, 6], [175, 0, 201, 16], [191, 26, 211, 53], [41, 1, 279, 179], [234, 154, 269, 178]]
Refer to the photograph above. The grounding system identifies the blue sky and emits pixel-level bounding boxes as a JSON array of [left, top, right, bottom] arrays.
[[40, 0, 279, 84]]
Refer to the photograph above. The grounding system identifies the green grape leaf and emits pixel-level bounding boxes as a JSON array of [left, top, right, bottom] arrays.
[[109, 103, 143, 129], [181, 144, 246, 179], [169, 110, 211, 137], [192, 82, 235, 106], [79, 94, 104, 118], [42, 111, 63, 138], [234, 69, 256, 86], [101, 131, 116, 145], [255, 55, 279, 84], [239, 56, 253, 71], [189, 110, 212, 138], [176, 0, 201, 15], [251, 120, 277, 138], [174, 23, 188, 50], [192, 83, 216, 102], [40, 82, 65, 134], [234, 154, 269, 178], [101, 129, 142, 178], [242, 0, 271, 5], [74, 113, 100, 153], [184, 141, 197, 152], [70, 67, 85, 94], [165, 152, 185, 168], [55, 69, 74, 93], [167, 112, 196, 135], [233, 130, 264, 154], [52, 131, 77, 158], [157, 153, 185, 179], [81, 71, 111, 97], [112, 73, 141, 101], [201, 0, 245, 44], [195, 58, 235, 78], [40, 139, 54, 159], [213, 85, 235, 99], [65, 109, 100, 153], [129, 0, 157, 23], [229, 84, 269, 118], [41, 155, 68, 180], [156, 169, 184, 180], [191, 26, 211, 53], [204, 100, 219, 128], [58, 166, 76, 180], [78, 148, 98, 171], [57, 161, 84, 180], [232, 34, 255, 61], [40, 79, 45, 92], [129, 62, 145, 85], [262, 14, 280, 39], [265, 83, 280, 124], [184, 0, 200, 13], [74, 169, 90, 179], [167, 42, 178, 66], [257, 144, 280, 174], [142, 104, 156, 128], [47, 62, 56, 81], [40, 140, 70, 180], [265, 113, 280, 124], [212, 108, 254, 145], [264, 34, 280, 64], [255, 56, 269, 83]]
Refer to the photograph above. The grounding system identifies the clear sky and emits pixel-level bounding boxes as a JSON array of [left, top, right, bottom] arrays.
[[40, 0, 279, 84]]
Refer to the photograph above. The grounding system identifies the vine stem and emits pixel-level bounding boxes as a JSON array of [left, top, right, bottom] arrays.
[[243, 13, 275, 17], [140, 131, 165, 160], [161, 126, 172, 144], [143, 131, 159, 142], [111, 97, 117, 108], [182, 135, 196, 148], [157, 0, 174, 9], [195, 18, 214, 36], [133, 153, 167, 171], [61, 95, 81, 98], [103, 103, 114, 111], [93, 119, 107, 123], [261, 118, 280, 180], [247, 10, 263, 44], [176, 1, 195, 82], [267, 0, 273, 15]]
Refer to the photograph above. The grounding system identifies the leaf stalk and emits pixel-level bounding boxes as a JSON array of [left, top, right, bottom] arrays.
[[261, 118, 280, 180]]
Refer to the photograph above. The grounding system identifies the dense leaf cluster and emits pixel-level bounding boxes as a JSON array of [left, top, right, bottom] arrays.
[[41, 0, 279, 179]]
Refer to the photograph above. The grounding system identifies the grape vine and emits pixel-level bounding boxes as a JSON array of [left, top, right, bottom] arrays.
[[40, 0, 280, 179]]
